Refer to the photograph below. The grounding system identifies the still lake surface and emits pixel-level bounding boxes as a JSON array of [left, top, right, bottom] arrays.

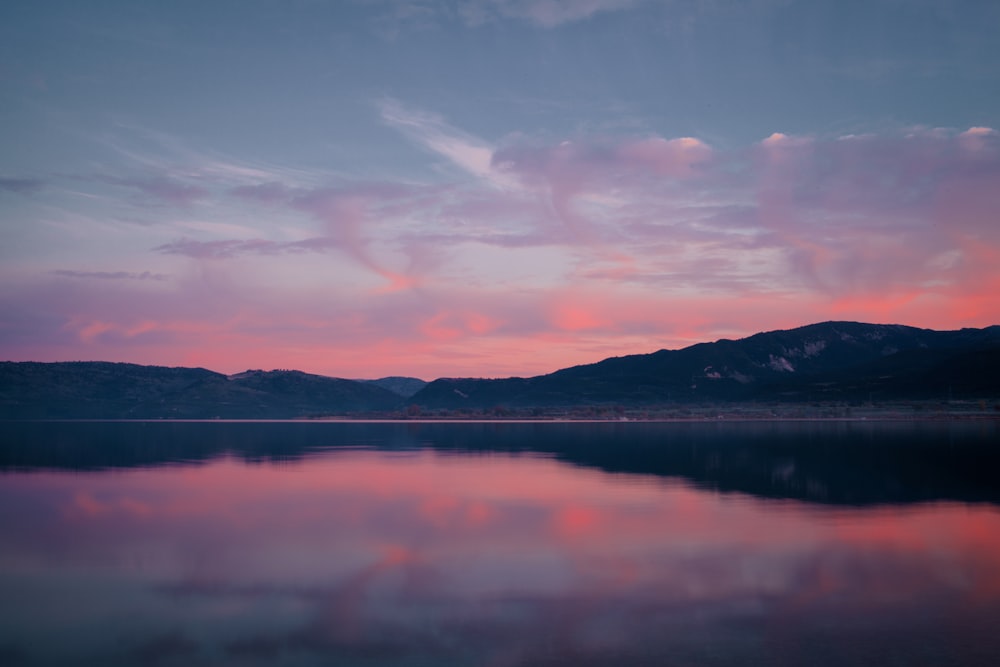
[[1, 419, 999, 666]]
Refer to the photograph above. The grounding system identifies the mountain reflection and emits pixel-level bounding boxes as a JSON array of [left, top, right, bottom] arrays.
[[1, 420, 998, 505], [1, 429, 1000, 666]]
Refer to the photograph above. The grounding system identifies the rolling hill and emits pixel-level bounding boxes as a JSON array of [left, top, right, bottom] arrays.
[[0, 363, 402, 419], [2, 322, 999, 418]]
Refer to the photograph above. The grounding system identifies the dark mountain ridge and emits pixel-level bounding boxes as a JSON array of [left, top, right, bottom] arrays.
[[2, 321, 999, 418], [409, 321, 1000, 408], [0, 363, 401, 419]]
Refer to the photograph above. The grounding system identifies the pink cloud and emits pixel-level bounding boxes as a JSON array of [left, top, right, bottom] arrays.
[[489, 135, 713, 254], [616, 136, 712, 177], [484, 127, 1000, 307], [743, 127, 1000, 296], [550, 302, 609, 332], [959, 126, 998, 152], [292, 185, 424, 291], [494, 135, 713, 190], [4, 123, 999, 378]]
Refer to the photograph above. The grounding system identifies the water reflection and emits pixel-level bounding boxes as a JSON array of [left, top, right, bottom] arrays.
[[1, 422, 999, 665], [2, 420, 998, 504]]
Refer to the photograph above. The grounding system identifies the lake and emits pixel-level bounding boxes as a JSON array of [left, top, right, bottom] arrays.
[[1, 420, 999, 666]]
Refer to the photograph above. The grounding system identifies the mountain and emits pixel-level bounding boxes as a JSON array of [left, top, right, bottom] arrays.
[[0, 363, 400, 419], [358, 376, 428, 398], [409, 321, 1000, 408], [2, 322, 998, 419]]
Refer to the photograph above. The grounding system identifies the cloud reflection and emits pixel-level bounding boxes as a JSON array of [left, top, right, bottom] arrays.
[[1, 448, 999, 665]]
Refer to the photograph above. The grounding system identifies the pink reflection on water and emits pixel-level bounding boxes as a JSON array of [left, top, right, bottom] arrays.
[[2, 449, 1000, 665]]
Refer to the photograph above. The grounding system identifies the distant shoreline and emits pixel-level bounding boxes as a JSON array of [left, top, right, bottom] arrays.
[[4, 412, 999, 424]]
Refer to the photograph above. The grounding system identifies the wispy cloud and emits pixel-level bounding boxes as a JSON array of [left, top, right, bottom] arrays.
[[96, 174, 209, 206], [102, 123, 325, 187], [153, 237, 336, 259], [366, 0, 643, 32], [197, 116, 1000, 307], [458, 0, 640, 27], [378, 99, 519, 190], [486, 125, 1000, 299], [7, 106, 998, 378], [52, 269, 168, 281], [291, 185, 422, 291]]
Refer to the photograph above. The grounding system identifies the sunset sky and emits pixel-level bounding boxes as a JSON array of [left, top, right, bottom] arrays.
[[2, 0, 999, 379]]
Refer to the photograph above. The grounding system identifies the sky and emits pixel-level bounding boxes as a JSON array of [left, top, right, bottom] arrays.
[[1, 0, 999, 380]]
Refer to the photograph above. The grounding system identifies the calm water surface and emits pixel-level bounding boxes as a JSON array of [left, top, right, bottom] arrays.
[[1, 420, 999, 666]]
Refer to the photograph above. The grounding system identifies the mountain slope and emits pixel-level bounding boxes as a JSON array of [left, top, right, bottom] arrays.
[[3, 322, 998, 418], [410, 322, 1000, 408], [0, 363, 401, 419], [359, 376, 428, 398]]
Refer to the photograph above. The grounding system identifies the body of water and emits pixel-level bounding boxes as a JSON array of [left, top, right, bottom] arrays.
[[1, 420, 999, 666]]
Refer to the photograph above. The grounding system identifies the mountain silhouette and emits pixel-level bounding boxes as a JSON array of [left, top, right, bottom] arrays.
[[2, 321, 999, 418], [410, 321, 1000, 408]]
